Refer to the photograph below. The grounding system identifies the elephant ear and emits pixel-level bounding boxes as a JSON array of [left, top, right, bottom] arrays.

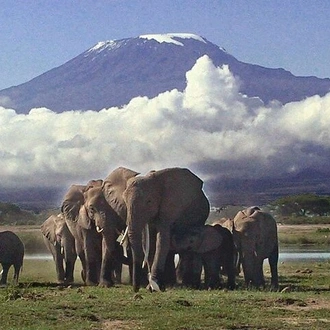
[[103, 167, 139, 220], [40, 215, 57, 244], [53, 213, 67, 236], [61, 184, 86, 222], [77, 205, 92, 230], [196, 225, 223, 253], [250, 210, 277, 254], [152, 168, 206, 221]]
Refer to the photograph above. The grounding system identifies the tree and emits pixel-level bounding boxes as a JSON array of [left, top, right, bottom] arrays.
[[272, 194, 330, 217]]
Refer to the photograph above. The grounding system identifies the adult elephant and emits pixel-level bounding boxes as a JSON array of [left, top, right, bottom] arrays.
[[61, 183, 103, 286], [0, 231, 24, 285], [61, 169, 137, 287], [233, 206, 279, 290], [123, 167, 210, 292], [79, 167, 139, 286], [172, 224, 236, 290], [41, 214, 77, 284]]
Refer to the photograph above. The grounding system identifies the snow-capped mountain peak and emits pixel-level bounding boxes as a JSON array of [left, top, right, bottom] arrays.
[[139, 33, 207, 46]]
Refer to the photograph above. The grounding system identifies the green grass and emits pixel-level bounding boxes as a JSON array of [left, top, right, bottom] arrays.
[[0, 259, 330, 329], [1, 225, 330, 329], [278, 226, 330, 246]]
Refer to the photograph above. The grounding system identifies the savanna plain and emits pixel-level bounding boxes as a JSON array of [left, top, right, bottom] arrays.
[[1, 222, 330, 329]]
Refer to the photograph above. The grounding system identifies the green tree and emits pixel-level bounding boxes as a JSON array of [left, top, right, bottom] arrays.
[[273, 194, 330, 217]]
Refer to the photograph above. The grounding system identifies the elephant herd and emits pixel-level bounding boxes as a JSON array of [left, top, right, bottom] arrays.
[[39, 167, 279, 292]]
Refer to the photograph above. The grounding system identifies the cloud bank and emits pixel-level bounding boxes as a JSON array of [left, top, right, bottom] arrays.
[[1, 55, 330, 194]]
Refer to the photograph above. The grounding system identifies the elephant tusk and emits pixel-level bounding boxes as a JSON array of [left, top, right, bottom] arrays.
[[142, 224, 150, 269], [96, 226, 104, 233], [148, 273, 161, 292], [120, 226, 129, 258], [61, 246, 64, 255], [120, 226, 129, 245]]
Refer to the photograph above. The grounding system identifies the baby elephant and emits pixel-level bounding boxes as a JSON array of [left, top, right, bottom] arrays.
[[0, 231, 24, 285], [173, 224, 236, 290]]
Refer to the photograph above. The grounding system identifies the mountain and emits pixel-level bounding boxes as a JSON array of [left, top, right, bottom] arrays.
[[1, 33, 330, 114]]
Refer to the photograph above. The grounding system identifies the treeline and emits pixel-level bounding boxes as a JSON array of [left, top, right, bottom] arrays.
[[271, 193, 330, 224], [0, 202, 59, 225]]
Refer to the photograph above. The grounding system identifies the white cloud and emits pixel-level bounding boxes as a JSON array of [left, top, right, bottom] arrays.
[[1, 55, 330, 191]]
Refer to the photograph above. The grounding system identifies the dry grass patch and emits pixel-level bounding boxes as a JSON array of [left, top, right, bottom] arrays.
[[102, 319, 142, 329]]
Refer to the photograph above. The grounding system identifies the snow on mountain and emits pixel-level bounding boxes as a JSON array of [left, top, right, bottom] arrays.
[[139, 33, 207, 45]]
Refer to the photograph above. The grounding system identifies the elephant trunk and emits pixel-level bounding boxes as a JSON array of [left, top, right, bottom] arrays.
[[127, 218, 145, 292]]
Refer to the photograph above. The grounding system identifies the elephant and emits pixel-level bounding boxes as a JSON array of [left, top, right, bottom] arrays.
[[0, 231, 24, 285], [61, 169, 137, 287], [232, 206, 279, 290], [41, 213, 77, 284], [172, 224, 236, 290], [123, 167, 210, 292], [61, 183, 103, 286], [77, 168, 139, 286]]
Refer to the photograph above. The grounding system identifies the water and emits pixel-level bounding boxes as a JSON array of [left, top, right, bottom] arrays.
[[25, 248, 330, 262], [279, 247, 330, 261]]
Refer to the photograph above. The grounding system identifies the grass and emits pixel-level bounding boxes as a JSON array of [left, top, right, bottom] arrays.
[[1, 225, 330, 329], [0, 259, 330, 329], [278, 225, 330, 246]]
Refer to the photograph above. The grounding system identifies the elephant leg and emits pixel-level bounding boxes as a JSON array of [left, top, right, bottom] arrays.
[[269, 244, 279, 290], [241, 257, 254, 288], [0, 263, 10, 285], [13, 264, 21, 284], [180, 252, 202, 289], [84, 231, 102, 286], [99, 240, 114, 288], [223, 253, 236, 290], [221, 244, 236, 290], [112, 260, 122, 284], [54, 249, 65, 283], [64, 259, 76, 284], [254, 260, 265, 288], [149, 227, 171, 291], [203, 252, 221, 290], [163, 251, 176, 287], [77, 251, 87, 283]]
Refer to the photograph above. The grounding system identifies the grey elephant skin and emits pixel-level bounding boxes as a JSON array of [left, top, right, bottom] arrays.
[[124, 167, 210, 292], [0, 231, 24, 285], [233, 207, 279, 289], [41, 214, 77, 284], [173, 224, 236, 290]]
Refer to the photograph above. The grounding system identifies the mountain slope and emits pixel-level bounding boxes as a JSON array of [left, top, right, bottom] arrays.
[[1, 33, 329, 113]]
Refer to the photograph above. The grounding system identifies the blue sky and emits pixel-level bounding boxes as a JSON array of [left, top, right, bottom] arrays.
[[1, 0, 329, 90]]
